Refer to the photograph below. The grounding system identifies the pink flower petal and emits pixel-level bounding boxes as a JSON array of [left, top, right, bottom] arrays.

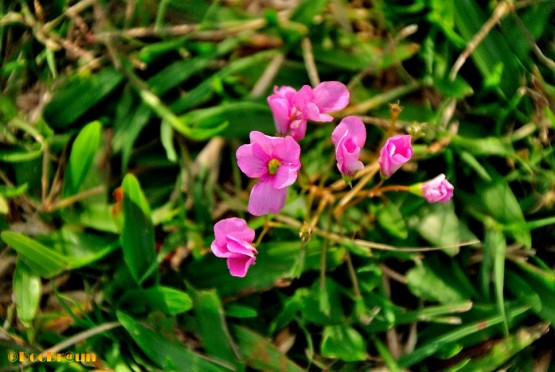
[[274, 136, 301, 164], [211, 241, 231, 258], [378, 135, 413, 178], [227, 254, 256, 277], [248, 180, 288, 216], [312, 81, 349, 113], [227, 236, 257, 256], [268, 97, 292, 135], [272, 163, 299, 189], [332, 116, 366, 177], [236, 143, 269, 178], [422, 174, 454, 203], [213, 217, 252, 246]]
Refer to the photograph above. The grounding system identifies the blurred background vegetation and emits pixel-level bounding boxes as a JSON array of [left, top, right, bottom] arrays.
[[0, 0, 554, 370]]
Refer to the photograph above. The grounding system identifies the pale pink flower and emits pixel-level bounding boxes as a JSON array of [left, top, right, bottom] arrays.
[[331, 116, 366, 178], [211, 218, 257, 277], [267, 81, 349, 141], [236, 131, 301, 216], [378, 135, 413, 178], [421, 174, 454, 203]]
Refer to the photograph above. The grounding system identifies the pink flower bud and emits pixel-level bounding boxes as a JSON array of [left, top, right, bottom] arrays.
[[378, 135, 413, 178], [422, 174, 454, 203], [331, 116, 366, 178], [211, 218, 258, 277]]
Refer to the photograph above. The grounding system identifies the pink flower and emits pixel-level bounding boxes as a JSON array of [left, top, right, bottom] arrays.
[[421, 174, 454, 203], [378, 135, 413, 178], [211, 218, 257, 277], [267, 81, 349, 141], [331, 116, 366, 178], [236, 131, 301, 216]]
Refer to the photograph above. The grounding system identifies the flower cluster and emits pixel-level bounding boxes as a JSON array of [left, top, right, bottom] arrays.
[[211, 81, 454, 277]]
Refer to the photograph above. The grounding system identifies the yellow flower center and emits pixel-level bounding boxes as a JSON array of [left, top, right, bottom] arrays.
[[268, 159, 281, 175]]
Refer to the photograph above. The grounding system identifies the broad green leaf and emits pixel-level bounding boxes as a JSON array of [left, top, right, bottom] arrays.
[[377, 202, 408, 239], [451, 136, 515, 157], [313, 40, 419, 72], [225, 304, 257, 319], [232, 325, 303, 372], [418, 202, 476, 255], [291, 0, 328, 25], [1, 231, 69, 278], [428, 0, 466, 47], [500, 2, 554, 62], [433, 76, 474, 98], [447, 323, 550, 372], [506, 261, 555, 323], [147, 57, 213, 95], [62, 121, 102, 197], [0, 183, 28, 198], [121, 174, 158, 286], [62, 203, 118, 233], [185, 239, 345, 298], [398, 305, 530, 368], [113, 102, 151, 171], [170, 50, 278, 113], [407, 256, 476, 304], [453, 0, 520, 97], [13, 260, 41, 327], [117, 311, 226, 371], [192, 289, 239, 365], [321, 325, 367, 362], [179, 101, 269, 141], [120, 286, 192, 315], [43, 67, 124, 129]]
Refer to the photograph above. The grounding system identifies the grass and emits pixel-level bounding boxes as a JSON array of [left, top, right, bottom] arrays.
[[0, 0, 554, 370]]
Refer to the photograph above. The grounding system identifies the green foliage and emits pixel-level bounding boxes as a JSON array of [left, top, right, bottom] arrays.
[[1, 0, 553, 370]]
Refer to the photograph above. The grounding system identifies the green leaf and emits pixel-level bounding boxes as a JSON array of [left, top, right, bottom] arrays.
[[398, 305, 530, 368], [291, 0, 328, 25], [13, 260, 41, 327], [117, 311, 226, 371], [447, 323, 550, 372], [121, 174, 158, 286], [43, 67, 124, 129], [475, 168, 530, 247], [451, 136, 515, 157], [490, 229, 508, 335], [418, 202, 477, 255], [120, 286, 192, 316], [506, 261, 555, 323], [186, 239, 345, 298], [453, 0, 520, 97], [0, 183, 28, 198], [62, 121, 102, 196], [365, 301, 473, 333], [320, 325, 367, 362], [232, 325, 303, 372], [1, 231, 69, 278], [377, 202, 408, 239], [225, 304, 258, 319], [179, 101, 269, 141], [192, 289, 240, 365], [407, 256, 476, 304]]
